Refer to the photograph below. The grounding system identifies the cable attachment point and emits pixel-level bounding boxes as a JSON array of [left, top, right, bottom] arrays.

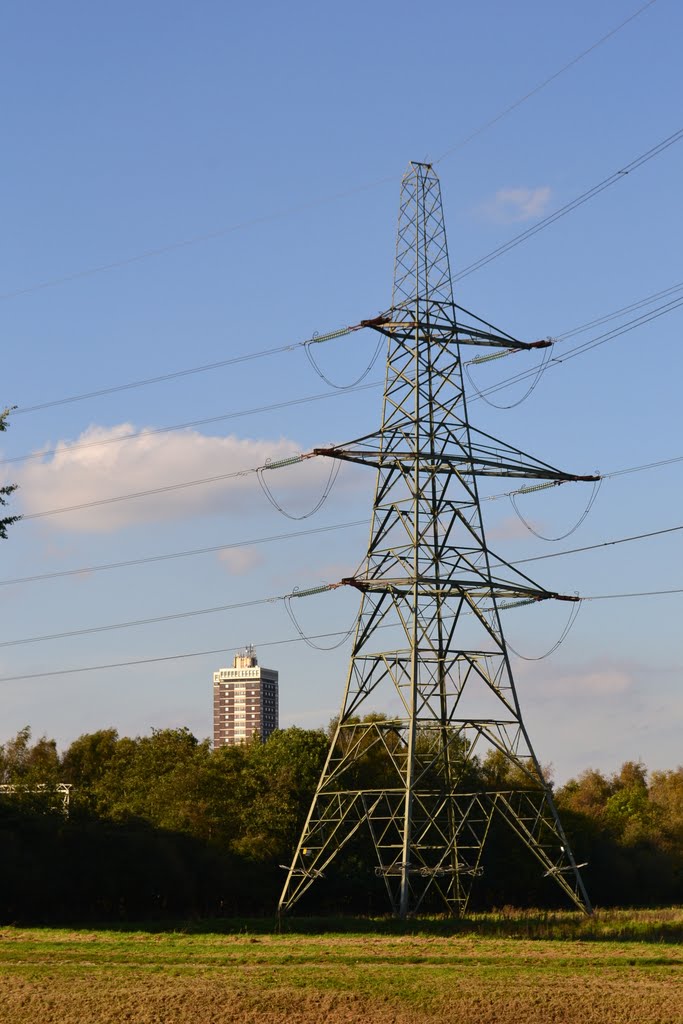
[[340, 576, 369, 592], [526, 338, 555, 350], [359, 314, 392, 330]]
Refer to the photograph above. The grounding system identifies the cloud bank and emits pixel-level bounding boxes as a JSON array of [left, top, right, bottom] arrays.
[[13, 424, 337, 533], [480, 185, 552, 224]]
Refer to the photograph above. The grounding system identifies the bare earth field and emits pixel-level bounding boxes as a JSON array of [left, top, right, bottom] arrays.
[[0, 911, 681, 1024]]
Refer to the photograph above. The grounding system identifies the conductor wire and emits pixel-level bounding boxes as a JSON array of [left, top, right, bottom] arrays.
[[510, 478, 602, 541], [256, 457, 341, 521], [505, 600, 582, 661]]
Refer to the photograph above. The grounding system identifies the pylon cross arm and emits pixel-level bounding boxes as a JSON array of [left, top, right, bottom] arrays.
[[311, 445, 599, 485], [364, 306, 551, 351]]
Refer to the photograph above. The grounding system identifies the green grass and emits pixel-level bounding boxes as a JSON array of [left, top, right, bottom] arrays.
[[1, 910, 681, 1023], [16, 905, 680, 941]]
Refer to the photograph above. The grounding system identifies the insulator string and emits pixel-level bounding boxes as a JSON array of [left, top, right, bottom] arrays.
[[510, 478, 602, 542], [504, 599, 582, 661], [304, 332, 384, 390], [256, 458, 341, 521], [464, 344, 552, 409]]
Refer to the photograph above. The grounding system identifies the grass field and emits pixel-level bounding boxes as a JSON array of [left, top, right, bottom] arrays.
[[0, 909, 681, 1023]]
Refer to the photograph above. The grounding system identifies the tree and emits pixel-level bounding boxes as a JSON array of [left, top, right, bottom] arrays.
[[0, 407, 20, 539], [0, 727, 60, 786]]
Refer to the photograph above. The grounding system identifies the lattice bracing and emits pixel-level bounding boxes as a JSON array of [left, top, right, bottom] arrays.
[[279, 162, 593, 918]]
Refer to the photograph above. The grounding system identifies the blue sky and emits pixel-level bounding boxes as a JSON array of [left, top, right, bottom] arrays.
[[1, 0, 682, 780]]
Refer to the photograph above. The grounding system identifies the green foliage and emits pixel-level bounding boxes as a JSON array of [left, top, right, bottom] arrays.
[[1, 722, 683, 922], [0, 407, 20, 539]]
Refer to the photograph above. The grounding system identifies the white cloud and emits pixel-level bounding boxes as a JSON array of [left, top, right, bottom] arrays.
[[555, 667, 633, 696], [12, 423, 339, 533], [486, 515, 541, 542], [217, 546, 265, 575], [480, 185, 552, 224], [521, 658, 636, 699]]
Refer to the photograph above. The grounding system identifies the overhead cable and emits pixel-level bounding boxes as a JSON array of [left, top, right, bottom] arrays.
[[505, 600, 582, 661], [12, 323, 368, 418], [434, 0, 658, 162], [471, 292, 683, 403], [584, 588, 683, 600], [0, 519, 367, 588], [493, 521, 683, 568], [0, 583, 339, 650], [452, 126, 683, 283], [0, 176, 397, 304], [3, 515, 681, 590], [17, 445, 683, 524], [256, 457, 342, 520], [1, 572, 681, 651], [509, 478, 602, 541], [0, 630, 353, 684], [555, 278, 683, 341], [11, 276, 682, 433], [21, 464, 267, 521], [2, 4, 657, 311]]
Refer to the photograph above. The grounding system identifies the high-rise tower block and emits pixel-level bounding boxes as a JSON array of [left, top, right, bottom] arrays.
[[213, 646, 279, 747]]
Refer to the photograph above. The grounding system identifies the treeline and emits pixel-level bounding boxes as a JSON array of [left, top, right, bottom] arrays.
[[0, 723, 681, 923]]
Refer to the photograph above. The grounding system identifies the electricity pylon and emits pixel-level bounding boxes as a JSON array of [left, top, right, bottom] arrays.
[[279, 162, 595, 918]]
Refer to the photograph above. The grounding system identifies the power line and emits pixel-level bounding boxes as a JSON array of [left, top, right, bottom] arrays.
[[17, 444, 683, 525], [495, 521, 683, 568], [8, 290, 683, 524], [11, 270, 682, 448], [602, 454, 683, 480], [6, 479, 683, 590], [0, 596, 284, 649], [0, 519, 367, 587], [21, 464, 265, 521], [9, 283, 680, 471], [489, 454, 683, 504], [0, 583, 680, 680], [4, 507, 680, 593], [0, 630, 349, 684], [13, 340, 305, 416], [3, 381, 377, 467], [556, 278, 683, 341], [3, 533, 683, 647], [435, 0, 659, 162], [12, 323, 366, 418], [585, 588, 683, 600], [452, 126, 683, 283], [0, 176, 397, 305], [471, 292, 683, 402], [0, 583, 339, 650], [2, 4, 656, 312]]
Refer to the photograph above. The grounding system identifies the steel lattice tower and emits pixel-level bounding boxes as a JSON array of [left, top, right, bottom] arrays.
[[279, 162, 595, 918]]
